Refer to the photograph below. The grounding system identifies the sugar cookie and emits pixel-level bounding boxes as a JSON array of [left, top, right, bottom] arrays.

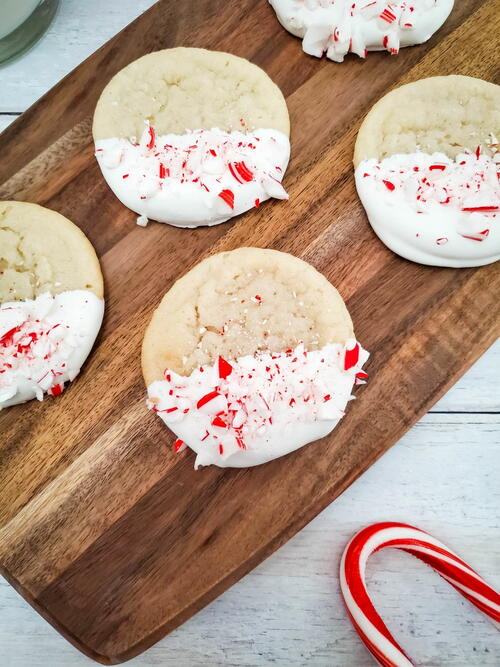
[[93, 48, 290, 228], [354, 76, 500, 267], [143, 248, 368, 468], [0, 202, 104, 408]]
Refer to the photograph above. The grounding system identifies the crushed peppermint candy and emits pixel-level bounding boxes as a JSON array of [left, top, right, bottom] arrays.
[[270, 0, 452, 63], [0, 291, 104, 408], [358, 149, 500, 244], [147, 340, 369, 467], [95, 126, 290, 227]]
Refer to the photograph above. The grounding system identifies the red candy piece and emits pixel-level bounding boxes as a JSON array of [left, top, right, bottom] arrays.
[[196, 390, 221, 409], [146, 126, 156, 150], [218, 356, 233, 380], [344, 343, 360, 370], [229, 161, 254, 183], [49, 383, 63, 397], [173, 439, 184, 452], [218, 189, 235, 209]]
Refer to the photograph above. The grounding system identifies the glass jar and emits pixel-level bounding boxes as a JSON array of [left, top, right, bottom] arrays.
[[0, 0, 60, 66]]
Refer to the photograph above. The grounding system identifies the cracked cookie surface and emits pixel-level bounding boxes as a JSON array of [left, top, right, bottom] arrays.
[[92, 47, 290, 141], [354, 76, 500, 165], [0, 201, 103, 302], [142, 247, 353, 382]]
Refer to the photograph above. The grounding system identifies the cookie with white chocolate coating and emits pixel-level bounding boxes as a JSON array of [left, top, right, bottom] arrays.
[[354, 76, 500, 268], [0, 202, 104, 409], [93, 48, 291, 229], [143, 248, 368, 469]]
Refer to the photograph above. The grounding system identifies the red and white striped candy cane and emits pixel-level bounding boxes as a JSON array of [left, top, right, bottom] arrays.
[[340, 522, 500, 666]]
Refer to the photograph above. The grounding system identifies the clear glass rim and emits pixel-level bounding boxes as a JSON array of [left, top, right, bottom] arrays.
[[0, 0, 60, 67]]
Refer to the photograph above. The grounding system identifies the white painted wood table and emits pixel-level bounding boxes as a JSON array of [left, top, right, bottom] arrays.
[[0, 2, 499, 665]]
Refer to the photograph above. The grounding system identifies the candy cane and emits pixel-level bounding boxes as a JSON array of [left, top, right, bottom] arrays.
[[340, 522, 500, 666]]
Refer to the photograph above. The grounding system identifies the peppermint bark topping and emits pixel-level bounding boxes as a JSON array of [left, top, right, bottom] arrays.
[[0, 291, 103, 405], [1, 305, 69, 399], [285, 0, 447, 62], [95, 126, 289, 223], [148, 341, 369, 461], [360, 148, 500, 245]]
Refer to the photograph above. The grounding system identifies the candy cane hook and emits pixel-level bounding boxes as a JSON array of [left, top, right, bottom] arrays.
[[340, 522, 500, 666]]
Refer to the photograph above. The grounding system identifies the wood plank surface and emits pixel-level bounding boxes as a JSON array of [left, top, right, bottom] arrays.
[[0, 0, 499, 663], [2, 413, 499, 667]]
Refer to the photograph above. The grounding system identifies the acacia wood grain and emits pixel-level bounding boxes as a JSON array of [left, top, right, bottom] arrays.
[[0, 0, 499, 663]]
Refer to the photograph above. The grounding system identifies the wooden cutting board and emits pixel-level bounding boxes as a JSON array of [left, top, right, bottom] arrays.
[[0, 0, 499, 663]]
